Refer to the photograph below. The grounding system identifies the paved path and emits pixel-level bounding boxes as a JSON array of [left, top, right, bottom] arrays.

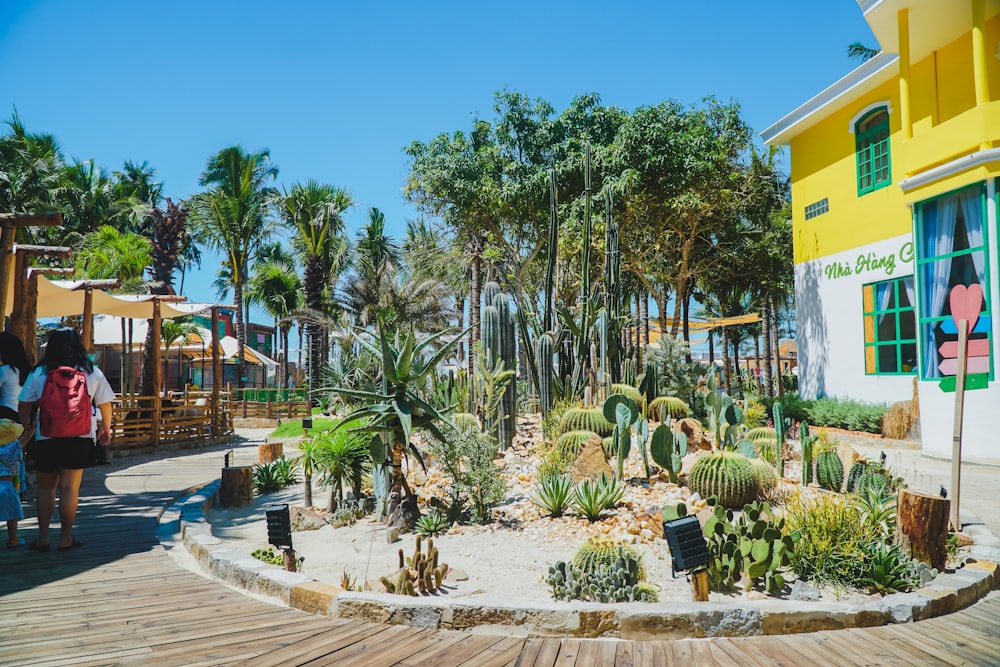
[[1, 431, 1000, 665]]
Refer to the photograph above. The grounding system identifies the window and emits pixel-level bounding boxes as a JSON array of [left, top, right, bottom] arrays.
[[855, 108, 891, 195], [804, 198, 829, 220], [863, 277, 917, 375], [915, 184, 992, 381]]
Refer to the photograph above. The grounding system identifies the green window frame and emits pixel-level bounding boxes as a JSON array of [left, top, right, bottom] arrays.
[[862, 276, 917, 375], [855, 108, 891, 195], [914, 183, 993, 382]]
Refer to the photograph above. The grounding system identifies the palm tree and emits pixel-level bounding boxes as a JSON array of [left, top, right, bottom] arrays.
[[56, 160, 123, 245], [294, 437, 323, 508], [75, 225, 152, 289], [847, 42, 880, 63], [247, 260, 302, 389], [188, 146, 278, 388], [276, 180, 353, 393], [313, 427, 370, 511], [340, 208, 402, 327], [0, 110, 64, 219], [161, 320, 198, 391]]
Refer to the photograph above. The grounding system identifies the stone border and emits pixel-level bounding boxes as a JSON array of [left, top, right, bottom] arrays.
[[162, 481, 1000, 639]]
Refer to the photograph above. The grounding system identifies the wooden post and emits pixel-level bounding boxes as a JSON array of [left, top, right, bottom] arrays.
[[0, 212, 62, 320], [282, 548, 298, 572], [690, 570, 709, 602], [151, 299, 162, 450], [258, 441, 283, 463], [81, 287, 94, 354], [219, 466, 253, 507], [898, 488, 950, 571], [211, 306, 221, 438], [951, 319, 968, 531]]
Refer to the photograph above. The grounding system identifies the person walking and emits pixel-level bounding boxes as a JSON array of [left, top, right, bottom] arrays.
[[0, 331, 30, 423], [18, 328, 114, 552]]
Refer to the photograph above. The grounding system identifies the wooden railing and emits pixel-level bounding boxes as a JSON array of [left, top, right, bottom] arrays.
[[107, 391, 233, 451], [231, 387, 311, 420]]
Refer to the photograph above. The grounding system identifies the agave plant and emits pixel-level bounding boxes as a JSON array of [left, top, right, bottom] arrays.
[[531, 473, 573, 518], [414, 509, 450, 537], [330, 324, 468, 504], [572, 478, 607, 521]]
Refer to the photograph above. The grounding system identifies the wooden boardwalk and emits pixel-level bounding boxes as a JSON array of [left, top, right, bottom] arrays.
[[2, 438, 999, 666]]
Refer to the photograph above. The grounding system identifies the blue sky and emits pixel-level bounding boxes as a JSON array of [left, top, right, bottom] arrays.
[[0, 1, 875, 315]]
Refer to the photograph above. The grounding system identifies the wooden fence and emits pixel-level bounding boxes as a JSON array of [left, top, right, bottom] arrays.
[[107, 391, 233, 451], [231, 387, 312, 420]]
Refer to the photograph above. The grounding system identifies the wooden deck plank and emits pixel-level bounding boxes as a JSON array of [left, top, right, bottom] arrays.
[[456, 637, 528, 667], [400, 634, 509, 667], [516, 637, 563, 667], [393, 631, 471, 666], [298, 623, 417, 665], [331, 627, 439, 667], [243, 620, 391, 667]]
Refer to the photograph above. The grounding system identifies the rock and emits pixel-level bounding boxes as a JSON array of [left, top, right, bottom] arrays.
[[290, 506, 330, 532], [450, 568, 469, 581], [386, 526, 400, 543], [569, 434, 613, 484], [790, 580, 820, 601], [677, 418, 712, 450]]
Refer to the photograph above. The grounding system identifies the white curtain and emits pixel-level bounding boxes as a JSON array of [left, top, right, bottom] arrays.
[[921, 196, 959, 377], [902, 277, 915, 310], [876, 281, 894, 338], [960, 189, 985, 284]]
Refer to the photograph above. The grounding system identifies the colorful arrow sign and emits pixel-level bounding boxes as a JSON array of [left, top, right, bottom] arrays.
[[939, 283, 989, 393]]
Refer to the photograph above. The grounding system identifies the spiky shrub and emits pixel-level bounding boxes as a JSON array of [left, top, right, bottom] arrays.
[[451, 412, 481, 432], [252, 457, 300, 494], [572, 478, 608, 521], [750, 458, 778, 496], [785, 493, 881, 590], [687, 452, 759, 509], [744, 400, 768, 427], [595, 472, 625, 510], [572, 537, 645, 578], [415, 510, 450, 537], [538, 445, 575, 479], [816, 451, 844, 492], [531, 474, 573, 518], [559, 407, 614, 437], [556, 430, 599, 457], [648, 396, 689, 421], [860, 541, 919, 594]]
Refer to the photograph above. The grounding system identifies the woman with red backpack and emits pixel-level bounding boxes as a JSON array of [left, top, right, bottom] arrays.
[[17, 328, 114, 552]]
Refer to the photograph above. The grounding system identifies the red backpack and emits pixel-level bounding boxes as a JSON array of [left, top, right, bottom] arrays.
[[39, 367, 92, 438]]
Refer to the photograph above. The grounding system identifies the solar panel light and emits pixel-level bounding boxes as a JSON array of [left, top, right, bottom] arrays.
[[663, 515, 710, 578], [265, 503, 293, 550]]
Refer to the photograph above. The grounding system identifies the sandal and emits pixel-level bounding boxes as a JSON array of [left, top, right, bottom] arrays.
[[58, 538, 84, 552], [27, 539, 50, 552]]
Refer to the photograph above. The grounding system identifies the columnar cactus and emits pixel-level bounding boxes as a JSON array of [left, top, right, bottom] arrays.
[[496, 293, 517, 450], [816, 451, 844, 492], [687, 451, 759, 509], [800, 421, 814, 485], [535, 332, 554, 415]]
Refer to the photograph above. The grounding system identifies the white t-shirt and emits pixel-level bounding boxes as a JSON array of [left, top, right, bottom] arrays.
[[19, 365, 116, 440], [0, 365, 21, 412]]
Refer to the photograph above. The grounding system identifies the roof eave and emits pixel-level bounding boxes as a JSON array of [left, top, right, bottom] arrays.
[[761, 51, 898, 146]]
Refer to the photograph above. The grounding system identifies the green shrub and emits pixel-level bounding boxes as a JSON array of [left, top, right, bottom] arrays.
[[538, 445, 576, 479], [427, 424, 506, 522], [251, 547, 284, 565], [252, 457, 300, 494], [785, 493, 881, 590]]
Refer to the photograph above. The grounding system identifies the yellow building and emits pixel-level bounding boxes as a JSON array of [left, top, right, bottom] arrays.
[[763, 0, 1000, 461]]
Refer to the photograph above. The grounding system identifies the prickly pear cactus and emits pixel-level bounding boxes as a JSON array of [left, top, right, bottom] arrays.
[[816, 451, 844, 492], [687, 451, 759, 509], [650, 423, 687, 484]]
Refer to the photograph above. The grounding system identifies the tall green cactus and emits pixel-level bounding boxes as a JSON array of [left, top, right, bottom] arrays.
[[496, 293, 517, 450], [481, 304, 500, 360], [816, 451, 844, 492], [800, 421, 814, 485], [603, 394, 638, 479], [535, 332, 554, 415], [772, 402, 786, 477]]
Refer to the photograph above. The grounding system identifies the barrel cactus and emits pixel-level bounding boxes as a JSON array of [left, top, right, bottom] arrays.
[[746, 427, 776, 442], [846, 461, 867, 493], [649, 396, 689, 421], [452, 412, 481, 432], [687, 451, 759, 509], [559, 407, 615, 437], [816, 451, 844, 492], [572, 537, 644, 578], [611, 384, 645, 415], [749, 458, 778, 496], [556, 430, 598, 457]]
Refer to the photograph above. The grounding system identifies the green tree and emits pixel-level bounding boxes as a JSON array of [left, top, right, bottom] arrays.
[[247, 260, 302, 389], [314, 427, 370, 511], [75, 225, 151, 290], [0, 110, 64, 218], [161, 319, 198, 391], [189, 145, 278, 387], [277, 180, 353, 391]]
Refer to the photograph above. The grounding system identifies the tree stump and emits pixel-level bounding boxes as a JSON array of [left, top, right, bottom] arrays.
[[258, 442, 283, 463], [220, 466, 253, 508], [897, 488, 950, 571]]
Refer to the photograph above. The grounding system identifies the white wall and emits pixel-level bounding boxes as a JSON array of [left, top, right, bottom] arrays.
[[795, 233, 918, 405]]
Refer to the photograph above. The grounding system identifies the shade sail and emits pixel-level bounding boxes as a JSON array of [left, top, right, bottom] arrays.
[[9, 275, 215, 319]]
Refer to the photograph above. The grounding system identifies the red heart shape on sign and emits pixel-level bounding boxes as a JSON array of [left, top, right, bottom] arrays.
[[949, 283, 984, 335]]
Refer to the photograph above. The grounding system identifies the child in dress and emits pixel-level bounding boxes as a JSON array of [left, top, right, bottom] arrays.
[[0, 419, 25, 547]]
